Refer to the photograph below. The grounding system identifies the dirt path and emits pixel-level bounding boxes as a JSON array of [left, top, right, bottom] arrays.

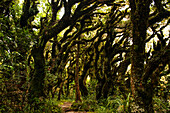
[[59, 102, 87, 113], [59, 102, 72, 112]]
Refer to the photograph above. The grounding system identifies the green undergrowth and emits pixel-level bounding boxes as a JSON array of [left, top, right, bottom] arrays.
[[1, 92, 168, 112], [22, 98, 62, 113]]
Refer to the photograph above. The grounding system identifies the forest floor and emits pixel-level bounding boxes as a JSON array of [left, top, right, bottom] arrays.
[[59, 102, 89, 113]]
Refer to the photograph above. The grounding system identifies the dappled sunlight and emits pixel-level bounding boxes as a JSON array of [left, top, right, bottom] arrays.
[[1, 0, 169, 112]]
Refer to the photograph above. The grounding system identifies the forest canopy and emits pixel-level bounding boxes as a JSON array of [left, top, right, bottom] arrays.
[[0, 0, 169, 112]]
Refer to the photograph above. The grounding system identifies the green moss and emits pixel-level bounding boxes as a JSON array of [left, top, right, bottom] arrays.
[[134, 45, 139, 50]]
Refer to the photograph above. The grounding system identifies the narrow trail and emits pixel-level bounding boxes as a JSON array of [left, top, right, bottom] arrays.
[[59, 102, 87, 113]]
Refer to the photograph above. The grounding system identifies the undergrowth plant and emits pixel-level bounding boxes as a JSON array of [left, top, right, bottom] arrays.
[[23, 97, 62, 113], [153, 97, 170, 112]]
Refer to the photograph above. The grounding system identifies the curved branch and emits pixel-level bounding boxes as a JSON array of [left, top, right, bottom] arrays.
[[149, 0, 170, 26]]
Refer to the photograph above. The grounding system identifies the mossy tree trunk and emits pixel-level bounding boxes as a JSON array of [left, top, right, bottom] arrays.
[[79, 53, 93, 97], [79, 77, 88, 97], [29, 46, 46, 101], [96, 77, 106, 100], [75, 41, 82, 102], [20, 0, 113, 103], [129, 0, 153, 112]]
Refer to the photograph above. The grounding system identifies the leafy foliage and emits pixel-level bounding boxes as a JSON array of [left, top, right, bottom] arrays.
[[0, 0, 169, 112]]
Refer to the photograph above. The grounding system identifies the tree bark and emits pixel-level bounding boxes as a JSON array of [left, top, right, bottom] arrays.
[[29, 46, 45, 101], [79, 77, 88, 97], [79, 54, 93, 97], [75, 41, 81, 102], [58, 82, 63, 100], [96, 77, 105, 100], [129, 0, 153, 112]]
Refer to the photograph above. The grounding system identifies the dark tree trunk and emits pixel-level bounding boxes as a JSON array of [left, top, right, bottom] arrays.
[[129, 0, 153, 112], [96, 77, 106, 100], [96, 82, 103, 100], [102, 81, 109, 99], [66, 75, 74, 97], [58, 82, 63, 100], [66, 80, 70, 97], [75, 42, 81, 102], [28, 46, 45, 106], [29, 46, 45, 101], [79, 77, 88, 97], [79, 53, 93, 97]]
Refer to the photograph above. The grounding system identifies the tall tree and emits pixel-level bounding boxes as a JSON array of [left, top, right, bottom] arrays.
[[129, 0, 170, 112], [75, 37, 81, 102], [23, 0, 113, 102]]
